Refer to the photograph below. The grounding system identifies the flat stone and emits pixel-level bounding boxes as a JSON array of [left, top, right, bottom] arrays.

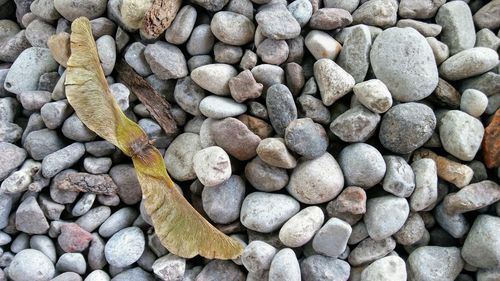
[[269, 248, 301, 281], [266, 84, 297, 136], [257, 39, 289, 65], [164, 5, 197, 45], [309, 8, 352, 30], [279, 206, 324, 247], [199, 96, 247, 119], [285, 118, 328, 159], [435, 1, 476, 55], [41, 143, 85, 178], [58, 223, 93, 253], [241, 241, 277, 273], [434, 204, 469, 239], [398, 0, 445, 19], [191, 64, 237, 96], [474, 0, 500, 30], [54, 0, 106, 21], [328, 186, 366, 215], [364, 196, 409, 241], [336, 25, 371, 83], [394, 212, 426, 245], [105, 227, 144, 268], [109, 164, 142, 205], [287, 0, 313, 27], [193, 146, 231, 187], [352, 0, 398, 28], [245, 156, 289, 192], [426, 37, 450, 65], [297, 95, 330, 125], [186, 24, 215, 56], [312, 218, 351, 258], [410, 159, 438, 212], [257, 138, 297, 169], [164, 133, 202, 181], [56, 253, 86, 275], [61, 114, 97, 142], [439, 47, 499, 81], [251, 64, 285, 92], [443, 180, 500, 215], [9, 249, 55, 281], [301, 255, 350, 281], [314, 58, 355, 106], [152, 254, 186, 281], [397, 19, 442, 37], [213, 43, 243, 65], [124, 42, 152, 76], [0, 142, 26, 180], [348, 237, 396, 266]]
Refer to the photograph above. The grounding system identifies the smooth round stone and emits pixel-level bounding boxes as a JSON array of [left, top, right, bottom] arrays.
[[330, 105, 380, 143], [394, 212, 426, 245], [462, 215, 500, 269], [105, 227, 145, 268], [312, 218, 352, 258], [174, 77, 205, 116], [193, 146, 231, 187], [266, 84, 298, 136], [152, 254, 186, 281], [287, 0, 313, 27], [426, 37, 450, 65], [439, 47, 499, 81], [348, 237, 396, 266], [301, 255, 350, 281], [256, 138, 297, 169], [111, 267, 154, 281], [353, 79, 393, 113], [245, 156, 289, 192], [210, 11, 255, 45], [398, 0, 444, 19], [352, 0, 397, 27], [75, 206, 111, 232], [241, 241, 277, 273], [124, 42, 152, 76], [439, 110, 484, 161], [214, 42, 243, 64], [284, 118, 328, 159], [54, 0, 106, 21], [370, 27, 438, 102], [85, 270, 110, 281], [379, 102, 436, 154], [338, 143, 386, 189], [191, 64, 238, 96], [434, 204, 469, 239], [364, 196, 410, 241], [186, 24, 215, 56], [361, 256, 407, 281], [408, 246, 464, 281], [202, 175, 245, 224], [98, 207, 138, 238], [96, 35, 116, 76], [9, 249, 55, 281], [279, 206, 324, 247], [187, 54, 212, 71], [62, 114, 97, 142], [165, 5, 197, 45], [435, 1, 475, 55], [199, 95, 247, 119], [257, 39, 289, 65], [164, 133, 202, 181], [212, 117, 261, 160], [460, 89, 488, 118], [25, 19, 55, 48], [410, 159, 438, 212], [226, 0, 253, 20], [255, 4, 301, 40], [240, 192, 300, 233], [251, 64, 285, 92], [269, 248, 301, 281], [305, 30, 341, 61], [56, 253, 86, 274], [144, 42, 188, 80]]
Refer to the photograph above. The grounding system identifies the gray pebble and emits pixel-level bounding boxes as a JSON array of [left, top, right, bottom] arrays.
[[211, 11, 255, 46], [90, 17, 117, 38], [297, 95, 330, 125], [4, 47, 58, 95], [256, 4, 301, 40], [111, 267, 154, 281], [11, 233, 29, 253], [62, 114, 97, 142], [227, 0, 254, 20], [50, 170, 80, 204], [144, 42, 188, 80], [96, 35, 116, 76], [312, 218, 351, 258], [397, 19, 442, 37], [426, 37, 449, 65], [83, 157, 112, 174], [109, 164, 141, 205], [124, 42, 152, 77], [152, 254, 185, 281], [38, 194, 65, 221], [85, 141, 115, 157], [410, 159, 438, 211], [56, 253, 86, 275], [382, 156, 415, 198], [51, 272, 82, 281], [361, 256, 407, 281], [352, 0, 398, 28], [105, 227, 145, 268], [439, 47, 499, 81], [0, 30, 31, 63], [434, 203, 469, 239], [338, 143, 386, 188], [193, 146, 231, 186], [191, 64, 237, 96], [25, 19, 55, 48], [241, 192, 300, 233], [348, 237, 396, 266], [245, 156, 289, 192], [398, 0, 445, 19], [393, 212, 425, 246], [30, 0, 60, 21], [0, 231, 10, 246], [138, 118, 170, 148], [266, 84, 297, 135], [241, 240, 276, 273], [9, 249, 55, 281], [269, 248, 301, 281], [379, 102, 436, 154], [301, 255, 350, 281], [42, 143, 85, 178], [199, 95, 247, 119], [164, 133, 202, 181], [240, 50, 258, 70], [214, 42, 243, 65], [191, 0, 228, 11], [287, 0, 313, 27], [15, 196, 49, 234], [330, 105, 380, 143], [195, 260, 245, 281], [477, 268, 500, 281], [76, 206, 111, 232], [19, 90, 51, 111], [30, 236, 56, 264], [279, 206, 324, 248], [440, 110, 484, 161], [202, 175, 245, 224], [353, 79, 392, 113], [186, 24, 215, 56], [0, 122, 22, 143], [314, 58, 355, 106], [370, 27, 438, 102], [285, 118, 328, 159], [165, 5, 197, 45], [187, 55, 213, 72], [99, 207, 138, 238], [251, 64, 285, 92], [88, 233, 106, 270], [435, 1, 476, 55], [336, 25, 371, 83], [0, 97, 18, 123], [364, 196, 410, 241], [72, 193, 96, 217], [0, 143, 26, 181], [309, 8, 352, 30], [54, 0, 106, 21], [476, 28, 500, 50], [257, 39, 289, 65], [408, 246, 464, 281], [40, 100, 73, 129], [462, 215, 500, 269]]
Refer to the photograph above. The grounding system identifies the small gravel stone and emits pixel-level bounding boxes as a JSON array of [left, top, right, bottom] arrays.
[[309, 8, 352, 30], [301, 255, 350, 281], [212, 117, 260, 161], [256, 4, 301, 40], [240, 50, 258, 70], [328, 186, 367, 216], [314, 58, 355, 106], [72, 193, 96, 217], [338, 143, 386, 189], [241, 241, 276, 273], [228, 70, 263, 103], [58, 223, 93, 253], [25, 19, 55, 48], [397, 19, 442, 37], [186, 24, 215, 56], [62, 114, 97, 142], [164, 5, 197, 45], [41, 143, 85, 178], [434, 203, 469, 239], [256, 138, 297, 169], [83, 157, 112, 174], [164, 133, 201, 181], [245, 156, 289, 192], [211, 11, 255, 46], [287, 152, 344, 204], [361, 256, 407, 281], [196, 260, 245, 281], [191, 64, 238, 96], [96, 35, 116, 76], [279, 206, 324, 247], [19, 90, 51, 111], [241, 192, 300, 233], [364, 196, 409, 241], [435, 1, 475, 55], [284, 118, 328, 159], [40, 100, 73, 129], [330, 105, 380, 143], [439, 47, 499, 81], [462, 215, 500, 269], [348, 237, 396, 266], [144, 42, 188, 80], [56, 253, 86, 275], [105, 227, 145, 268], [382, 156, 415, 198], [50, 171, 80, 204], [443, 180, 500, 215], [214, 43, 243, 64], [257, 39, 289, 65], [251, 64, 285, 92], [75, 206, 111, 232], [336, 25, 371, 83], [426, 37, 450, 65], [99, 207, 138, 238], [473, 0, 500, 30], [51, 272, 82, 281], [124, 42, 152, 76], [312, 218, 351, 258], [193, 146, 231, 187], [111, 267, 154, 281], [379, 102, 436, 154], [0, 142, 26, 180], [54, 0, 106, 21], [287, 0, 313, 27], [202, 175, 245, 224], [9, 249, 55, 281], [410, 159, 438, 212], [88, 233, 106, 270], [152, 254, 186, 281], [269, 248, 301, 281], [199, 96, 247, 119], [353, 79, 392, 113], [352, 0, 398, 28], [439, 110, 484, 161], [109, 83, 130, 111], [266, 84, 298, 135], [15, 196, 50, 234], [408, 246, 464, 281], [398, 0, 445, 19], [11, 233, 30, 253], [394, 212, 425, 245]]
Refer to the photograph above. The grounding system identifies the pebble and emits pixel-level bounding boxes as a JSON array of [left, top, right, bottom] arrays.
[[426, 37, 449, 65], [124, 42, 152, 76], [301, 255, 350, 281], [287, 152, 344, 204], [83, 157, 112, 174], [228, 69, 263, 103], [202, 175, 245, 224], [397, 19, 442, 37], [434, 204, 469, 239], [360, 256, 407, 281], [165, 5, 197, 45], [111, 267, 154, 281], [398, 0, 445, 19], [257, 39, 289, 65], [214, 43, 243, 64], [330, 105, 380, 143], [210, 11, 255, 46], [88, 233, 106, 270], [439, 110, 484, 161], [9, 249, 55, 281], [255, 4, 301, 40], [279, 206, 324, 247], [173, 77, 205, 116], [240, 192, 300, 233], [462, 215, 500, 269], [394, 212, 425, 245], [474, 0, 500, 30], [336, 25, 371, 83], [54, 0, 106, 21], [297, 95, 330, 125], [25, 19, 55, 48], [52, 272, 82, 281], [443, 180, 500, 215], [152, 254, 186, 281], [256, 138, 297, 169], [11, 233, 29, 253], [266, 84, 297, 135], [41, 143, 85, 178], [196, 260, 245, 281], [329, 186, 366, 216], [410, 159, 438, 212], [309, 8, 352, 30], [379, 102, 436, 154], [56, 253, 86, 275], [72, 193, 96, 216], [193, 146, 231, 187], [251, 64, 285, 92], [241, 241, 277, 273], [15, 196, 49, 234], [269, 248, 301, 281], [227, 0, 253, 20], [314, 58, 355, 106], [212, 117, 260, 160], [408, 246, 464, 281], [352, 0, 398, 28], [476, 28, 500, 50], [353, 79, 392, 113], [312, 218, 351, 258], [19, 90, 51, 111], [96, 35, 115, 76], [85, 270, 109, 281], [435, 1, 475, 55], [4, 47, 58, 95], [40, 100, 73, 129], [287, 0, 313, 27], [382, 156, 415, 198], [164, 133, 201, 181], [75, 206, 111, 232], [191, 64, 237, 96], [439, 47, 499, 81], [58, 223, 93, 253], [50, 171, 80, 204], [370, 27, 438, 102], [284, 118, 328, 159], [199, 96, 247, 119], [99, 207, 138, 238], [348, 237, 396, 266], [144, 42, 187, 80], [338, 143, 386, 189], [245, 156, 289, 192], [62, 114, 97, 142], [104, 227, 145, 268], [364, 196, 409, 241], [30, 0, 60, 21], [186, 24, 215, 56]]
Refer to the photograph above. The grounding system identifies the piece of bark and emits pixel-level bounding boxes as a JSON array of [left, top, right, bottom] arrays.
[[57, 172, 118, 195], [115, 59, 178, 136], [483, 109, 500, 168], [141, 0, 183, 39]]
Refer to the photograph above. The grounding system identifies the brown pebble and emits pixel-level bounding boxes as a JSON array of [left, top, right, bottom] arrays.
[[285, 63, 305, 96], [309, 8, 353, 30], [228, 70, 263, 103], [483, 109, 500, 168], [256, 138, 297, 169], [212, 117, 261, 160], [443, 180, 500, 214], [327, 186, 367, 215], [428, 78, 461, 109], [238, 114, 273, 139]]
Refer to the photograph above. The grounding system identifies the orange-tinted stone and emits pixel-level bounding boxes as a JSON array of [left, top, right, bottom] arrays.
[[483, 109, 500, 168]]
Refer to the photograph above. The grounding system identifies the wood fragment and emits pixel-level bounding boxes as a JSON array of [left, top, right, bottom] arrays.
[[141, 0, 182, 39], [115, 59, 178, 136]]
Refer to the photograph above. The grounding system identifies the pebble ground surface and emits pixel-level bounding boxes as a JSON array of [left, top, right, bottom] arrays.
[[0, 0, 499, 280]]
